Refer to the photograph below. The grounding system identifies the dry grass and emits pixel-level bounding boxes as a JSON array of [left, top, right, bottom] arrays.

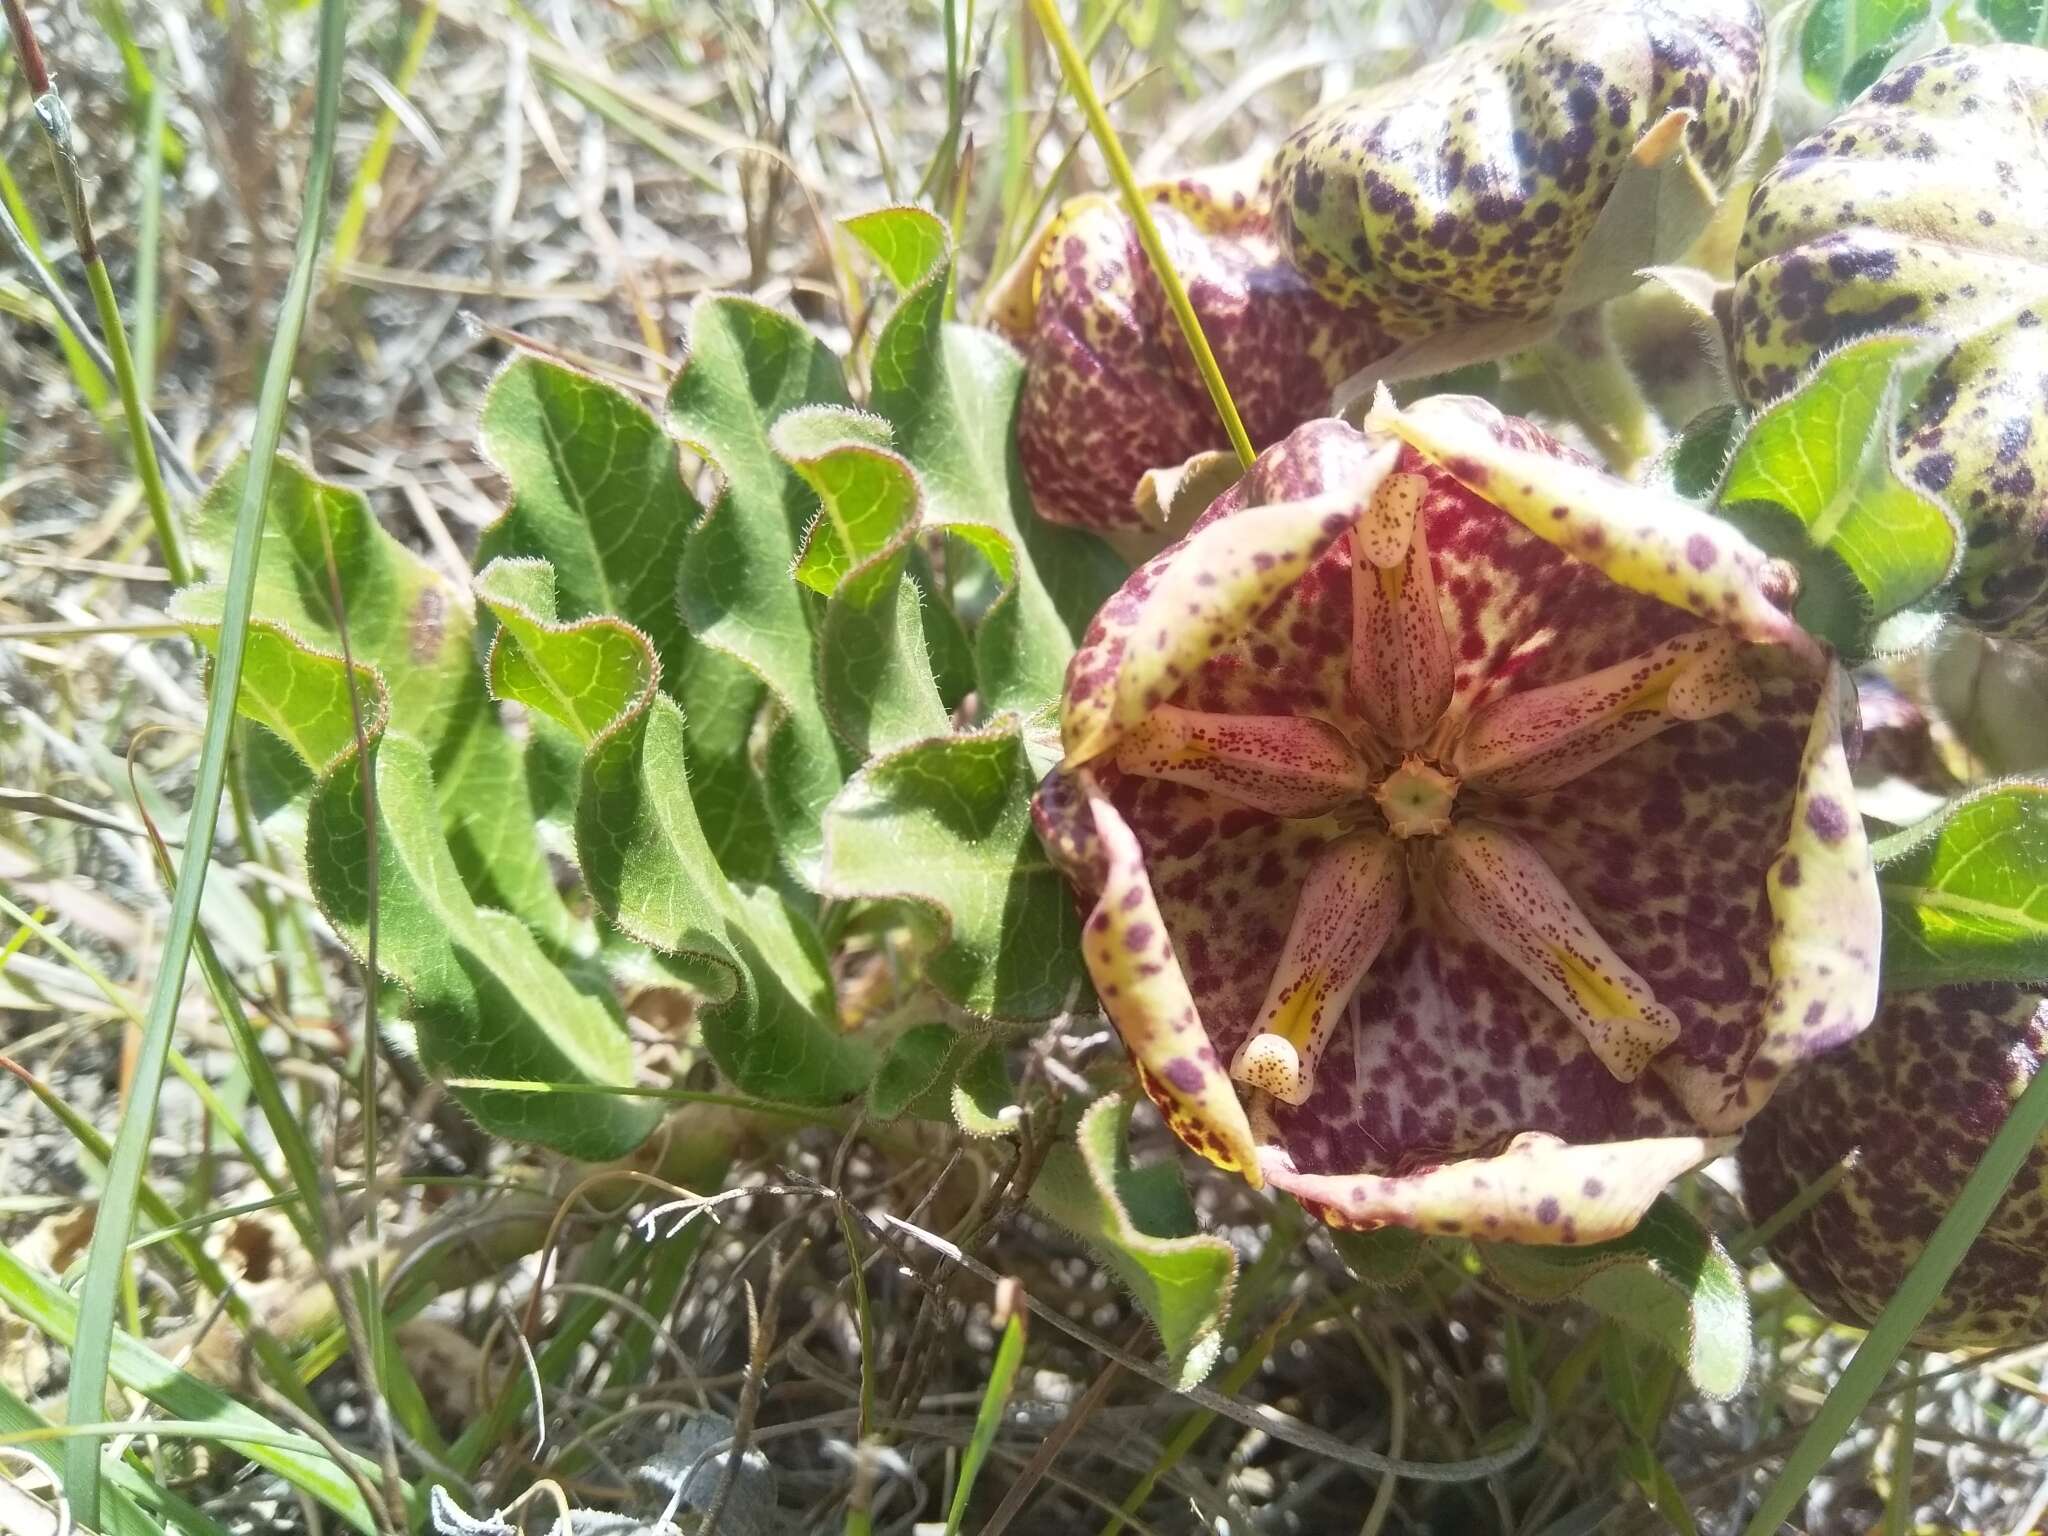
[[4, 2, 2048, 1532]]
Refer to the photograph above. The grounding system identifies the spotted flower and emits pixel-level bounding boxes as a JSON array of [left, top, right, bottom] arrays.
[[987, 170, 1392, 537], [1268, 0, 1765, 339], [1740, 983, 2048, 1348], [1731, 44, 2048, 646], [1033, 396, 1882, 1243]]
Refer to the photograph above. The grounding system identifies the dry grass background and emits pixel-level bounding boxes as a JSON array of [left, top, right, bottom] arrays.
[[4, 1, 2048, 1532]]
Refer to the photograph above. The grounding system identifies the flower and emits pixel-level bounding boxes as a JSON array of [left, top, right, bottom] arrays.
[[1731, 44, 2048, 645], [988, 169, 1392, 537], [1268, 0, 1765, 338], [1739, 984, 2048, 1348], [1033, 396, 1882, 1244]]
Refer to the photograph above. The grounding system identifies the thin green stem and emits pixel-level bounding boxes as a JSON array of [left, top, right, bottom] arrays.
[[133, 50, 168, 404], [59, 0, 353, 1523], [1026, 0, 1253, 469], [1882, 1351, 1921, 1536], [1742, 1063, 2048, 1535]]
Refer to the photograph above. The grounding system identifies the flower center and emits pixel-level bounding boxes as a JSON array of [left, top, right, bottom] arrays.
[[1372, 755, 1458, 838]]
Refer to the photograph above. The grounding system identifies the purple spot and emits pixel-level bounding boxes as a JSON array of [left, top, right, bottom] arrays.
[[1124, 921, 1157, 953], [1805, 795, 1850, 844], [1778, 855, 1802, 888], [1162, 1056, 1205, 1093], [1536, 1197, 1562, 1225], [1685, 533, 1718, 572]]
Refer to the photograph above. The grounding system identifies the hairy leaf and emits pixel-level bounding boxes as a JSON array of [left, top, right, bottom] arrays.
[[1875, 780, 2048, 988], [477, 351, 778, 884], [670, 298, 854, 878], [821, 717, 1084, 1020], [309, 729, 659, 1157], [850, 205, 1126, 714], [774, 406, 949, 754], [477, 558, 870, 1103], [1028, 1095, 1236, 1384], [1715, 333, 1958, 653], [182, 453, 581, 951], [1478, 1196, 1750, 1397]]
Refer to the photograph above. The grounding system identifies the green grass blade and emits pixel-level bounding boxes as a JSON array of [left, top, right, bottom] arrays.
[[1741, 1063, 2048, 1534], [0, 156, 111, 411], [0, 1246, 395, 1534], [132, 48, 167, 403], [58, 0, 353, 1521], [0, 1381, 235, 1536], [944, 1301, 1026, 1535], [330, 0, 439, 271]]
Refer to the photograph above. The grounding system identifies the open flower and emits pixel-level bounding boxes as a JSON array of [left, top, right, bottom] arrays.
[[1739, 984, 2048, 1348], [1034, 397, 1882, 1243], [987, 170, 1392, 537]]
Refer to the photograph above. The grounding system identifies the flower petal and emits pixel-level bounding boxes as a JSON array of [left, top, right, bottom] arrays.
[[1258, 1129, 1729, 1242], [1080, 787, 1260, 1180], [1114, 705, 1373, 818], [1062, 449, 1397, 765], [1351, 472, 1455, 748], [1665, 665, 1881, 1131], [1230, 829, 1405, 1107], [1454, 629, 1759, 793], [1367, 392, 1814, 657], [1436, 820, 1683, 1082]]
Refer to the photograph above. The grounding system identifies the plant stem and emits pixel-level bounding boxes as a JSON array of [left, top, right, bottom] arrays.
[[1027, 0, 1254, 469], [4, 0, 190, 585], [1883, 1351, 1922, 1536], [58, 0, 353, 1523]]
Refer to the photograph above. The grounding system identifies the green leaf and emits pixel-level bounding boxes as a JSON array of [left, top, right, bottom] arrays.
[[173, 613, 384, 769], [850, 205, 1126, 714], [477, 350, 778, 885], [183, 452, 583, 953], [1477, 1196, 1750, 1398], [670, 296, 854, 879], [0, 1244, 395, 1534], [477, 558, 871, 1103], [844, 204, 953, 293], [1975, 0, 2048, 42], [821, 716, 1085, 1020], [1028, 1095, 1236, 1384], [1714, 333, 1958, 653], [1327, 1226, 1427, 1287], [1874, 779, 2048, 989], [308, 729, 660, 1157], [952, 1042, 1022, 1136], [773, 406, 950, 755], [1800, 0, 1932, 103], [867, 1021, 973, 1121], [1643, 403, 1741, 503]]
